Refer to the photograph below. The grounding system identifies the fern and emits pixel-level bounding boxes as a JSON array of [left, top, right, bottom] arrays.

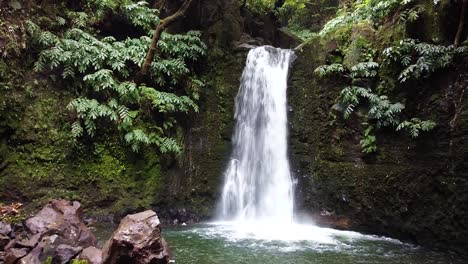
[[396, 118, 436, 138], [124, 130, 181, 153], [350, 62, 379, 78], [314, 63, 346, 78], [340, 86, 404, 127], [320, 0, 416, 36], [27, 3, 207, 153], [383, 39, 467, 82], [360, 125, 377, 153], [141, 87, 199, 113]]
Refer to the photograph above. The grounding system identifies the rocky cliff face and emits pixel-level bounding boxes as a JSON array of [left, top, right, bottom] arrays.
[[286, 0, 468, 253], [288, 37, 467, 253]]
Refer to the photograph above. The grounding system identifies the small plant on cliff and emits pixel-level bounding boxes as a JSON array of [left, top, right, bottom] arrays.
[[26, 0, 206, 153]]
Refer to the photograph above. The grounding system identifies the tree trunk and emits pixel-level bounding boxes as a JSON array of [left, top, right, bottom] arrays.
[[454, 0, 467, 47], [138, 0, 194, 82]]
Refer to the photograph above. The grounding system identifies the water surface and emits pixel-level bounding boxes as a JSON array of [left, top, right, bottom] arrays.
[[163, 223, 465, 264]]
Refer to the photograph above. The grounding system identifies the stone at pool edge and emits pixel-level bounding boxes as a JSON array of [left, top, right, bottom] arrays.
[[3, 199, 98, 263], [101, 210, 170, 264]]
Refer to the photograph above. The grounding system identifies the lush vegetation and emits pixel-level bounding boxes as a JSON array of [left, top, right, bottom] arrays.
[[313, 0, 467, 153], [26, 0, 206, 153]]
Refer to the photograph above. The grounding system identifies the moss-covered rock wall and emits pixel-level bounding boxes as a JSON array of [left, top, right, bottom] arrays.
[[0, 0, 246, 221], [288, 0, 468, 253], [155, 49, 246, 221]]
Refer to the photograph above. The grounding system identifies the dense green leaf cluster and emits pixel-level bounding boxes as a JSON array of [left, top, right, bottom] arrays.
[[311, 0, 468, 153], [320, 0, 416, 36], [315, 57, 437, 151], [245, 0, 309, 14], [26, 0, 207, 153], [396, 118, 436, 138], [383, 39, 468, 82]]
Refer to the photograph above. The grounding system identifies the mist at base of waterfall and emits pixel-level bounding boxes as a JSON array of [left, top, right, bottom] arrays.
[[163, 224, 465, 264]]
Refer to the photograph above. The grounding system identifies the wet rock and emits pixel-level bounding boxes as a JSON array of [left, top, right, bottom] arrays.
[[16, 233, 41, 248], [234, 43, 257, 51], [0, 234, 10, 249], [4, 248, 29, 264], [3, 200, 98, 263], [313, 211, 351, 230], [17, 246, 42, 264], [4, 238, 17, 251], [54, 244, 83, 264], [25, 199, 97, 247], [0, 221, 12, 236], [277, 29, 302, 49], [101, 210, 170, 264], [77, 246, 102, 264]]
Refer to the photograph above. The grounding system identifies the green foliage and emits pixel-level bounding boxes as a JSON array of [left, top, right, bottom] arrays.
[[0, 213, 26, 225], [383, 39, 468, 82], [398, 6, 423, 23], [314, 63, 346, 78], [124, 129, 180, 153], [397, 118, 437, 138], [360, 125, 377, 153], [71, 260, 88, 264], [44, 259, 88, 264], [245, 0, 309, 14], [340, 86, 404, 128], [26, 1, 207, 153], [350, 62, 379, 78], [286, 28, 316, 41], [312, 0, 466, 153], [320, 0, 417, 36], [82, 0, 159, 32]]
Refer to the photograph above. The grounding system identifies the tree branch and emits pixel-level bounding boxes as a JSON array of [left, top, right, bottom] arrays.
[[138, 0, 194, 82]]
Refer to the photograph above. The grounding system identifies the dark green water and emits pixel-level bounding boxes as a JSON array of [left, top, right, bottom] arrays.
[[91, 222, 465, 264], [161, 223, 465, 264]]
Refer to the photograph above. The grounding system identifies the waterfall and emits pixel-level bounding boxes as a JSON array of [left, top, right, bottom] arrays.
[[219, 46, 295, 224]]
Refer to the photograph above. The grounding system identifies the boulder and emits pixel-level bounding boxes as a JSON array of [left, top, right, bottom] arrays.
[[101, 210, 170, 264], [77, 246, 102, 264], [25, 199, 97, 248], [4, 200, 97, 263]]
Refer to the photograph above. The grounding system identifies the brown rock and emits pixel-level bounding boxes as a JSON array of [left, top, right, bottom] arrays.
[[101, 210, 170, 264], [313, 211, 351, 230], [78, 246, 102, 264], [4, 248, 29, 264], [25, 200, 97, 248]]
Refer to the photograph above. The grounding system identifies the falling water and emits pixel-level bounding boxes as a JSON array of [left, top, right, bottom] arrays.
[[219, 46, 295, 224]]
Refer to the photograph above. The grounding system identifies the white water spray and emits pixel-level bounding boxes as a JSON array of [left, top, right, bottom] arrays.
[[218, 46, 295, 224], [210, 46, 404, 246]]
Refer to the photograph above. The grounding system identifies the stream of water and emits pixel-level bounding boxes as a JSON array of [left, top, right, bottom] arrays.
[[218, 46, 295, 224]]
